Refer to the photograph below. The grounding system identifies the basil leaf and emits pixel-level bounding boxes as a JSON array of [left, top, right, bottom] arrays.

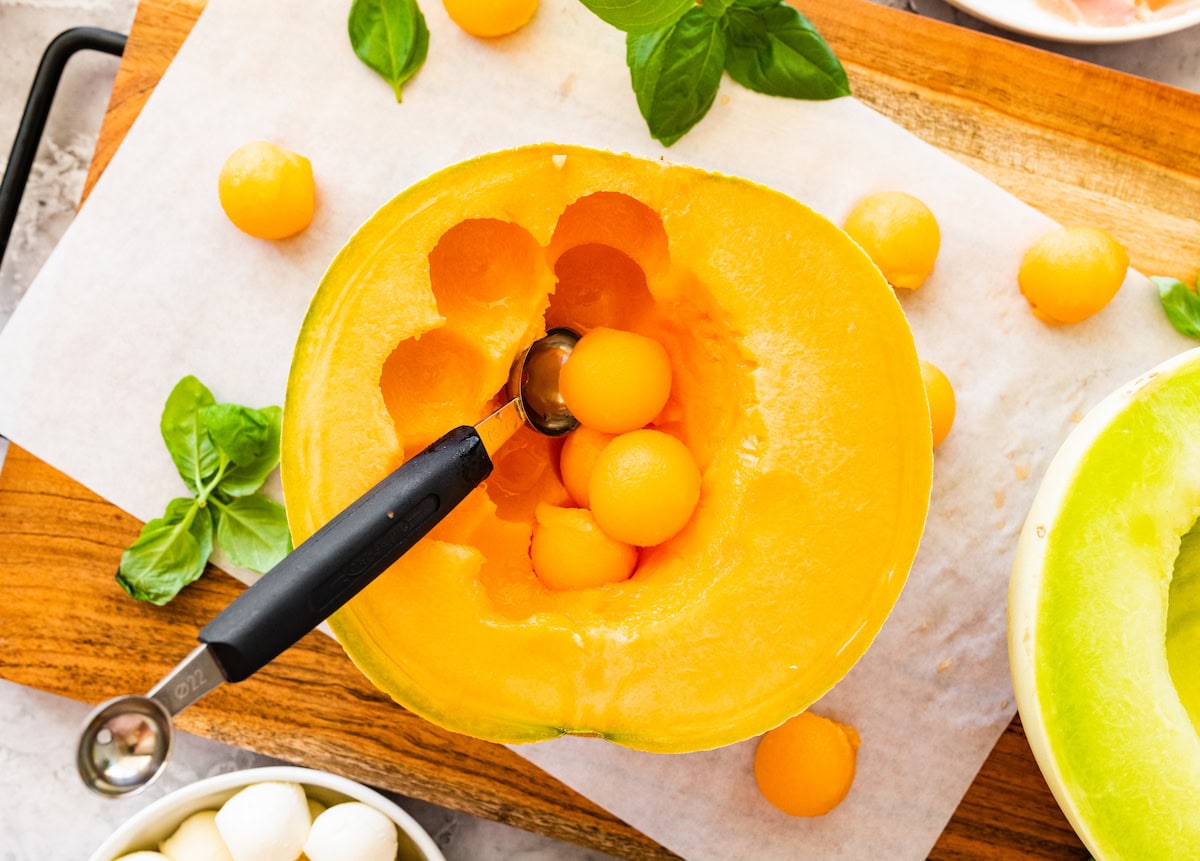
[[179, 497, 215, 565], [701, 0, 735, 18], [1153, 276, 1200, 338], [723, 4, 850, 100], [121, 376, 287, 604], [348, 0, 429, 102], [217, 406, 283, 497], [578, 0, 695, 34], [214, 495, 292, 574], [116, 498, 211, 605], [160, 376, 220, 495], [731, 0, 778, 8], [202, 403, 272, 466], [627, 9, 728, 147]]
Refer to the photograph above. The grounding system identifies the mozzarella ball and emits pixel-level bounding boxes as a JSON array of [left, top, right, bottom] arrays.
[[215, 781, 311, 861], [303, 802, 398, 861], [160, 810, 232, 861], [114, 854, 171, 860]]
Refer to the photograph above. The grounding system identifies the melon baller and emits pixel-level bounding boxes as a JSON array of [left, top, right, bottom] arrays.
[[75, 328, 580, 797]]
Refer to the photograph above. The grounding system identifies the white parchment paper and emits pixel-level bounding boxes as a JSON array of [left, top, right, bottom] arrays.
[[0, 1, 1191, 857]]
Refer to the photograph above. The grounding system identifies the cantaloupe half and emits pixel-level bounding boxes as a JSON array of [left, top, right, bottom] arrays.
[[1010, 347, 1200, 857], [282, 145, 932, 752]]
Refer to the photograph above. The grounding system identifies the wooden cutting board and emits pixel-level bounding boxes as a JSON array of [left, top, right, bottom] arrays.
[[4, 0, 1199, 857]]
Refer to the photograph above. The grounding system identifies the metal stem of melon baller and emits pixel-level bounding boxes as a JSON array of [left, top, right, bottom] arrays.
[[76, 328, 580, 798]]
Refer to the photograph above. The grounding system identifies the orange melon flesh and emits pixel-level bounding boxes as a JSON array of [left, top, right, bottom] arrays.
[[282, 145, 932, 752]]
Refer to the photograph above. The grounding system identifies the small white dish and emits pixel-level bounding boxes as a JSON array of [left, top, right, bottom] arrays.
[[88, 765, 446, 861], [943, 0, 1200, 43]]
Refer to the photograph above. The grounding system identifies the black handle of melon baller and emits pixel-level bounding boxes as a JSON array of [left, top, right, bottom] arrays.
[[197, 425, 493, 683]]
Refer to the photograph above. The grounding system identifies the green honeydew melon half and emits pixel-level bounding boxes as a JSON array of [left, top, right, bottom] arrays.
[[1010, 347, 1200, 859]]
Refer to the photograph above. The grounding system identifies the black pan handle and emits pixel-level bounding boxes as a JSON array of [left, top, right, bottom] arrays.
[[198, 425, 492, 682], [1, 28, 126, 266]]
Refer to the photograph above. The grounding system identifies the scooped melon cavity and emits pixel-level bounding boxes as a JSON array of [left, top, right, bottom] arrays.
[[372, 185, 743, 612], [1168, 517, 1200, 731], [283, 145, 931, 751]]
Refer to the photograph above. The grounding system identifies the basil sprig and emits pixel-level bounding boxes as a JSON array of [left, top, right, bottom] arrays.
[[701, 0, 736, 17], [1153, 276, 1200, 339], [723, 3, 849, 100], [118, 499, 213, 606], [344, 0, 847, 145], [348, 0, 430, 102], [606, 0, 849, 146], [628, 9, 727, 146], [580, 0, 696, 33], [117, 376, 292, 605]]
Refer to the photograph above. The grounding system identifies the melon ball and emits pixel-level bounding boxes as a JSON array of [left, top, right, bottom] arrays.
[[588, 429, 700, 547], [843, 191, 941, 290], [159, 810, 232, 861], [531, 504, 638, 591], [214, 781, 311, 861], [303, 802, 399, 861], [559, 327, 672, 434], [559, 426, 615, 507], [1018, 226, 1128, 324], [443, 0, 538, 37], [218, 141, 315, 240], [919, 360, 956, 449], [754, 712, 860, 817]]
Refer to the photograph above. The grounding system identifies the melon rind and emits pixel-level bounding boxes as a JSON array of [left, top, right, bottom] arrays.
[[1010, 347, 1200, 859], [283, 145, 933, 752]]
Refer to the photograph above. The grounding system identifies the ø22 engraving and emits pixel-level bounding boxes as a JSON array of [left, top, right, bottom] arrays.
[[171, 667, 212, 704]]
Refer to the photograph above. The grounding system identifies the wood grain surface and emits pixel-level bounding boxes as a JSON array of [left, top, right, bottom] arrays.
[[9, 0, 1199, 856], [0, 444, 671, 859]]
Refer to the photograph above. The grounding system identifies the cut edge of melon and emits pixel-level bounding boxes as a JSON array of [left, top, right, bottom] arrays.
[[283, 144, 933, 753], [326, 606, 566, 746], [1009, 346, 1200, 859]]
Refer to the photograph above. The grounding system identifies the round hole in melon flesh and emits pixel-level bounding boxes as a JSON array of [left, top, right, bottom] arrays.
[[282, 145, 931, 753], [1010, 347, 1200, 859], [428, 218, 551, 357], [379, 327, 492, 453], [547, 243, 655, 335]]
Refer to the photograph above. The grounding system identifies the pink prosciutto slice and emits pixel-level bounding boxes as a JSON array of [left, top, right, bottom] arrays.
[[1037, 0, 1197, 23]]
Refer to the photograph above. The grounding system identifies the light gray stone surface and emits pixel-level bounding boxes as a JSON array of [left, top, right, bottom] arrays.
[[0, 0, 134, 323], [0, 680, 618, 860], [0, 1, 1198, 859]]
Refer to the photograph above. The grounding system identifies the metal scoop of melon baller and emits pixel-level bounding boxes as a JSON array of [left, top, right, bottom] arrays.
[[76, 328, 580, 797]]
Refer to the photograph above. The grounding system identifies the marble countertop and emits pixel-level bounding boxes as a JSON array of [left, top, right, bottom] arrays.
[[1, 1, 1198, 859]]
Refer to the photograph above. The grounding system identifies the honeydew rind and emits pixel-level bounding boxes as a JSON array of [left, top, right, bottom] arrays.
[[1010, 347, 1200, 859]]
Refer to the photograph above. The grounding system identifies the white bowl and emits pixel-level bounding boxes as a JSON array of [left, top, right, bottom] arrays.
[[943, 0, 1200, 42], [88, 766, 446, 861]]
